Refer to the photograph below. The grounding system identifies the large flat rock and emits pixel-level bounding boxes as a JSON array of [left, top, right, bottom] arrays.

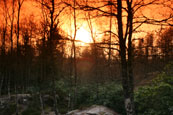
[[67, 105, 119, 115]]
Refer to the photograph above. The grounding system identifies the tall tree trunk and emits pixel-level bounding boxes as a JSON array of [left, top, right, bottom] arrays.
[[0, 75, 4, 96], [127, 0, 135, 114], [17, 0, 24, 50], [72, 0, 78, 108], [53, 78, 59, 115], [39, 91, 45, 115], [8, 73, 11, 99], [10, 0, 15, 52], [108, 0, 113, 79], [2, 28, 6, 54], [69, 42, 74, 110], [15, 85, 19, 115], [50, 0, 54, 40], [86, 10, 99, 99], [117, 0, 135, 114], [17, 2, 20, 50], [50, 1, 59, 114], [2, 0, 8, 55]]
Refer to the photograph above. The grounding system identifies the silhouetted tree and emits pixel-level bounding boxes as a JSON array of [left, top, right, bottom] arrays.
[[157, 27, 173, 62], [16, 0, 25, 51], [77, 0, 172, 114]]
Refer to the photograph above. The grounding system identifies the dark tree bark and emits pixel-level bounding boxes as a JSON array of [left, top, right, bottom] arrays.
[[1, 0, 8, 55], [117, 0, 135, 114], [71, 0, 78, 109], [108, 0, 113, 79]]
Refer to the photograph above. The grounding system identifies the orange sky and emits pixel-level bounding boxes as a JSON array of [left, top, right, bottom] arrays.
[[0, 0, 172, 44]]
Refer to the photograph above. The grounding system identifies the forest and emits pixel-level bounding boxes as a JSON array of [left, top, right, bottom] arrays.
[[0, 0, 172, 115]]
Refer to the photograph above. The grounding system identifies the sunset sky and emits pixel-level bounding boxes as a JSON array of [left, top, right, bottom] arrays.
[[0, 0, 172, 46]]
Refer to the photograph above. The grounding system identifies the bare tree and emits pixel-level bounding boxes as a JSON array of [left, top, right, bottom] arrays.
[[35, 0, 68, 114], [108, 0, 113, 79], [77, 0, 172, 114], [70, 0, 78, 109], [16, 0, 25, 50], [157, 27, 173, 62], [1, 0, 8, 54], [8, 0, 16, 52]]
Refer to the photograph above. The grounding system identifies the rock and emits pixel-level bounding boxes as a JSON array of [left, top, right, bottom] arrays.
[[0, 97, 10, 109], [17, 94, 31, 105], [67, 109, 81, 115], [44, 111, 56, 115], [67, 105, 119, 115]]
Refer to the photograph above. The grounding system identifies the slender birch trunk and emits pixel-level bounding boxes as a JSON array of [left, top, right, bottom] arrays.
[[39, 92, 45, 115]]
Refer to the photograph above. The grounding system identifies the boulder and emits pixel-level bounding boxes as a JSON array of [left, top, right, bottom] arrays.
[[0, 97, 9, 109], [17, 94, 31, 105], [67, 105, 119, 115]]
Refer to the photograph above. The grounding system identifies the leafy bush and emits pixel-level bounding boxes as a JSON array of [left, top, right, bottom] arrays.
[[135, 63, 173, 115], [75, 82, 126, 114], [0, 103, 16, 115], [22, 108, 41, 115], [54, 80, 125, 114], [21, 95, 41, 115]]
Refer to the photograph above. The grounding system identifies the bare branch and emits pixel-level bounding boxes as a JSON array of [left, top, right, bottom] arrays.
[[96, 45, 120, 52], [133, 0, 159, 14], [54, 5, 68, 22]]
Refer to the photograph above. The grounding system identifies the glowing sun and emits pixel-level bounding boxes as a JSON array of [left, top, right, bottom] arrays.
[[76, 27, 93, 44]]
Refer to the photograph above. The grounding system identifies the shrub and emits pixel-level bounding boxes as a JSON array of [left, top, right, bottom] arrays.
[[76, 82, 126, 114], [0, 103, 16, 115], [135, 63, 173, 115], [22, 108, 41, 115]]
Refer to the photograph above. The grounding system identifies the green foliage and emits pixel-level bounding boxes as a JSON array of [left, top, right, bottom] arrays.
[[0, 103, 16, 115], [135, 63, 173, 115], [75, 82, 126, 114], [2, 62, 172, 115], [22, 95, 41, 115], [153, 62, 173, 85], [53, 80, 125, 114], [135, 83, 173, 115], [22, 108, 41, 115], [55, 79, 71, 95]]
